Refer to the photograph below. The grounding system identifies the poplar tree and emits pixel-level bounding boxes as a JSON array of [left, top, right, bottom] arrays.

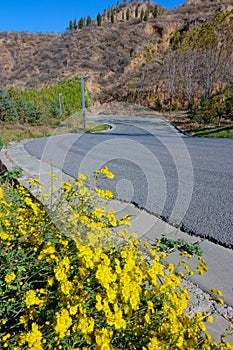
[[111, 12, 115, 24], [140, 9, 144, 21], [73, 18, 77, 30], [144, 9, 149, 21], [69, 20, 73, 30], [78, 17, 85, 29], [97, 12, 102, 26], [153, 5, 158, 18], [86, 16, 92, 26], [126, 8, 130, 20]]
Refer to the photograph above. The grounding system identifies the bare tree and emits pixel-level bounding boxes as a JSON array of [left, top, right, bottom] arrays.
[[164, 49, 179, 113], [177, 48, 198, 111], [195, 13, 233, 100]]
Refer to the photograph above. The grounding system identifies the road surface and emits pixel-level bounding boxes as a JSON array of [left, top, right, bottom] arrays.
[[24, 116, 233, 247]]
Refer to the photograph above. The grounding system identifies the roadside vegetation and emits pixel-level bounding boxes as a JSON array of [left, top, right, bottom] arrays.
[[0, 80, 110, 146], [0, 79, 85, 125], [0, 168, 232, 349], [187, 124, 233, 138], [0, 79, 83, 145], [158, 11, 233, 133]]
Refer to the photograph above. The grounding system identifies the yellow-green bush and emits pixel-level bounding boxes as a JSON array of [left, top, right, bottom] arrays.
[[0, 169, 232, 349]]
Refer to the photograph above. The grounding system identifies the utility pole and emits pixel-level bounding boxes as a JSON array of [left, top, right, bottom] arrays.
[[58, 93, 62, 117], [80, 75, 91, 130]]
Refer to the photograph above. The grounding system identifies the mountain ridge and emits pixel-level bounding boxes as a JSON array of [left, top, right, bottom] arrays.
[[0, 0, 232, 108]]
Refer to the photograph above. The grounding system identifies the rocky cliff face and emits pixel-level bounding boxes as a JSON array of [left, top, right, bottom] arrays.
[[0, 0, 232, 107]]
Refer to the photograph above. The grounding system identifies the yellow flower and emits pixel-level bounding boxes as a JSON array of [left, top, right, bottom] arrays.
[[5, 272, 16, 284], [61, 280, 73, 295], [0, 231, 9, 240], [114, 309, 126, 330], [19, 315, 28, 325], [0, 187, 3, 198], [145, 312, 151, 324], [95, 188, 113, 200], [63, 182, 72, 192], [54, 309, 72, 339], [118, 215, 131, 226], [78, 173, 87, 181], [47, 277, 54, 286], [25, 290, 44, 308], [217, 297, 224, 305], [210, 288, 223, 296], [93, 207, 106, 220], [95, 328, 113, 349], [106, 287, 117, 303], [146, 337, 162, 350], [25, 323, 43, 350], [100, 166, 115, 179], [2, 333, 11, 341], [107, 211, 117, 227], [69, 305, 78, 315]]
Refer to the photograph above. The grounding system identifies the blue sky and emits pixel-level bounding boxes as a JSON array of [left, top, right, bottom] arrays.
[[0, 0, 185, 33]]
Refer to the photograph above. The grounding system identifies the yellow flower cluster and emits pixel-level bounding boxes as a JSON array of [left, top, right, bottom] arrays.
[[5, 272, 16, 284], [0, 170, 232, 349], [95, 166, 115, 179]]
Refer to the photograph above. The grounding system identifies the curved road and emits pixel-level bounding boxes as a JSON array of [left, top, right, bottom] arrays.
[[24, 116, 233, 247]]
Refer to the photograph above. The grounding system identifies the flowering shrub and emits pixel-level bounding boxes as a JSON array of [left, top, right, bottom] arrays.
[[0, 168, 232, 349]]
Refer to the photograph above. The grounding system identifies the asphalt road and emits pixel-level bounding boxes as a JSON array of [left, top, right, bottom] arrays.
[[24, 116, 233, 247]]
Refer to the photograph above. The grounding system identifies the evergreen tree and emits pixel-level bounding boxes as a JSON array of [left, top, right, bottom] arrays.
[[135, 5, 139, 18], [73, 18, 77, 30], [86, 16, 92, 26], [69, 20, 73, 30], [107, 10, 110, 21], [140, 9, 144, 21], [25, 102, 42, 126], [15, 97, 27, 122], [122, 11, 125, 20], [97, 12, 102, 26], [144, 9, 149, 21], [49, 100, 59, 118], [111, 12, 115, 24], [0, 88, 18, 122], [126, 8, 130, 21], [153, 5, 158, 18], [78, 17, 85, 29]]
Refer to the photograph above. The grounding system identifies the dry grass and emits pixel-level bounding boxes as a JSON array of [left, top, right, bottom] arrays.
[[0, 123, 55, 145], [0, 112, 110, 146]]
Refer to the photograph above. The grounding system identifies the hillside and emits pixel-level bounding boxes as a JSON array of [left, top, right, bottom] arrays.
[[0, 0, 232, 108]]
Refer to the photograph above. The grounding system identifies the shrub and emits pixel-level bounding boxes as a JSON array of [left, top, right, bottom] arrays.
[[0, 168, 232, 349], [189, 87, 233, 126], [155, 98, 163, 111], [0, 88, 18, 122]]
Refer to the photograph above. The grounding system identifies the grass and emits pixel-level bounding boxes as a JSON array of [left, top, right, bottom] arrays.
[[186, 124, 233, 138], [0, 119, 110, 147], [0, 123, 55, 146], [86, 123, 110, 133]]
